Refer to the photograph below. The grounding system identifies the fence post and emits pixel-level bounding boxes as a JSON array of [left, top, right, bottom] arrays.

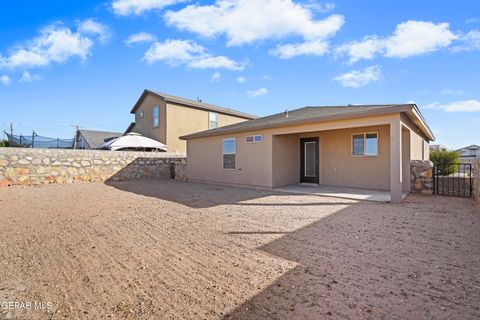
[[32, 130, 35, 148]]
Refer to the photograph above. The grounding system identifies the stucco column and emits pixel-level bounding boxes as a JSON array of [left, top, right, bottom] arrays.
[[390, 120, 403, 203]]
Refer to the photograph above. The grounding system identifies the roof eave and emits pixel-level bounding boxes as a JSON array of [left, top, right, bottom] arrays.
[[130, 89, 257, 119], [181, 105, 415, 140], [409, 104, 435, 141]]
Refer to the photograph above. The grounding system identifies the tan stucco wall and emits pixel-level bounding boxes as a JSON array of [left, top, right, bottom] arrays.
[[165, 103, 247, 153], [272, 134, 300, 187], [400, 114, 430, 161], [130, 95, 167, 144], [186, 130, 273, 187]]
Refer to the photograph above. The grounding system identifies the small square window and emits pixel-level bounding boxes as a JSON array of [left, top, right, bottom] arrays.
[[245, 135, 263, 143]]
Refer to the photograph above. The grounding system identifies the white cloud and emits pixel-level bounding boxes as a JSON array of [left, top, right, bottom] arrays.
[[19, 71, 39, 83], [247, 87, 268, 97], [466, 18, 479, 24], [451, 30, 480, 52], [210, 71, 221, 82], [270, 39, 329, 58], [334, 65, 381, 88], [189, 56, 245, 70], [0, 75, 10, 86], [111, 0, 185, 16], [236, 76, 246, 83], [0, 22, 106, 70], [165, 0, 345, 46], [424, 100, 480, 112], [385, 21, 458, 58], [337, 20, 458, 63], [441, 89, 464, 96], [125, 32, 157, 46], [76, 19, 110, 43], [336, 36, 384, 64], [143, 39, 245, 70]]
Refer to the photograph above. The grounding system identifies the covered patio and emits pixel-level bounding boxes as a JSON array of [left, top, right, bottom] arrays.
[[275, 183, 409, 202]]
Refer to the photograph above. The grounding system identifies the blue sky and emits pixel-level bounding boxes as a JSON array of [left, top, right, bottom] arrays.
[[1, 0, 479, 149]]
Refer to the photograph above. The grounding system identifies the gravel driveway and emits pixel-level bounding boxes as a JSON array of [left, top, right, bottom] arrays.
[[0, 180, 479, 320]]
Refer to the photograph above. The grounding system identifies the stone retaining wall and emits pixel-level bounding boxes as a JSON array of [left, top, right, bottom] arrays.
[[0, 148, 186, 186], [410, 160, 434, 195]]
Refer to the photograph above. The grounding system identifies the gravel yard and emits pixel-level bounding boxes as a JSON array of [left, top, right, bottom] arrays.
[[0, 180, 479, 320]]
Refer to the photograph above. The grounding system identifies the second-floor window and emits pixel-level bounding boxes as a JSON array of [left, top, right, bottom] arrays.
[[153, 106, 159, 128], [209, 112, 218, 129]]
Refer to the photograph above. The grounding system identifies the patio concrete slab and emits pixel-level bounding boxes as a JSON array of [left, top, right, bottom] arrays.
[[275, 184, 408, 202]]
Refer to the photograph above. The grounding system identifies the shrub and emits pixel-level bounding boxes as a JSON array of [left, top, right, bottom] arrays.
[[0, 139, 8, 147], [430, 149, 460, 175]]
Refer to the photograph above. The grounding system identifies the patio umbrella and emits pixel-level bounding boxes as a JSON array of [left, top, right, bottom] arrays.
[[100, 133, 168, 151]]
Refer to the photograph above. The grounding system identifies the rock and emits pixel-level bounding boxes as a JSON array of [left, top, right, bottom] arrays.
[[0, 179, 11, 187], [15, 167, 29, 175], [0, 159, 9, 166], [43, 158, 51, 165], [81, 160, 91, 167], [36, 167, 46, 174]]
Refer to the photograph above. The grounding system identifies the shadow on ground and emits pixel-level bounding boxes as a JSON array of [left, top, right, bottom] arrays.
[[105, 179, 352, 208], [223, 196, 480, 320]]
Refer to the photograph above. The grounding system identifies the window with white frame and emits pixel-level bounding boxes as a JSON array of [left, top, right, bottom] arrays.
[[153, 106, 159, 128], [209, 112, 218, 129], [222, 138, 236, 169], [245, 135, 263, 143], [352, 132, 378, 156]]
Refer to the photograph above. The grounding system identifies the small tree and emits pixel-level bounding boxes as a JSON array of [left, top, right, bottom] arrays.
[[0, 139, 8, 147], [430, 149, 460, 175]]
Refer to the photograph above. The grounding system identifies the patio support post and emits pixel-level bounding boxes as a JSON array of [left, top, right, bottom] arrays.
[[390, 119, 403, 203]]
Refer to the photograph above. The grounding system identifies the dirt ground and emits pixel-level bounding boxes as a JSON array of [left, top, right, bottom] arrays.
[[0, 180, 479, 320]]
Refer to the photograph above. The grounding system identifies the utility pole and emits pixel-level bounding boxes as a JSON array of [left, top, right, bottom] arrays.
[[70, 124, 82, 149], [10, 122, 13, 137]]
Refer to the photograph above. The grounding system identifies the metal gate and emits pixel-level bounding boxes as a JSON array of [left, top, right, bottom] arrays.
[[433, 163, 473, 197]]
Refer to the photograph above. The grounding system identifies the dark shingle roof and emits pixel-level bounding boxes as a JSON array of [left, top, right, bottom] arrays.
[[131, 90, 257, 120], [181, 104, 416, 140], [77, 129, 124, 149]]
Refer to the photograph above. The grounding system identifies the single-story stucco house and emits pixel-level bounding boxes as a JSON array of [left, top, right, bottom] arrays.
[[75, 129, 124, 149], [181, 104, 434, 203]]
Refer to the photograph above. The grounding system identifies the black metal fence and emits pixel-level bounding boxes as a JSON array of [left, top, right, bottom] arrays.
[[4, 131, 74, 149], [433, 163, 473, 197]]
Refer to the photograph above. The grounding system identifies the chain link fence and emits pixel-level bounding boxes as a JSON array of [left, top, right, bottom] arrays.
[[4, 131, 74, 149]]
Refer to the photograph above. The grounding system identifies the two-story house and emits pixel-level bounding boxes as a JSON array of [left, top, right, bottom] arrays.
[[126, 90, 257, 153], [457, 144, 480, 159]]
